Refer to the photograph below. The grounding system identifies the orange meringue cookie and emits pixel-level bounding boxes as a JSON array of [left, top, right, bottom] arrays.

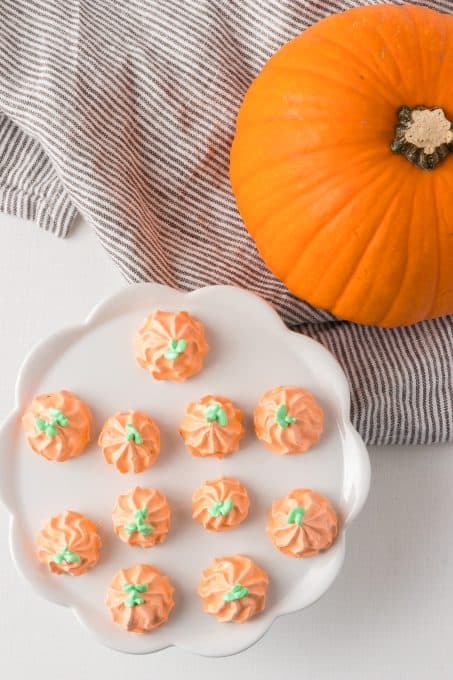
[[134, 309, 209, 382], [192, 477, 249, 532], [179, 395, 244, 458], [98, 410, 160, 473], [22, 390, 92, 462], [254, 386, 323, 455], [198, 555, 268, 623], [106, 563, 175, 633], [36, 510, 101, 575], [112, 486, 171, 547], [267, 489, 338, 558]]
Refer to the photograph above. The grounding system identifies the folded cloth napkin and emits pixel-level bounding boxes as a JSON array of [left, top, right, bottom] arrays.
[[0, 0, 451, 446]]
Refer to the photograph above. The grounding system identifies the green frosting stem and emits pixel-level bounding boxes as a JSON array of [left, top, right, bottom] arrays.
[[48, 408, 69, 426], [164, 338, 187, 360], [287, 506, 306, 526], [124, 507, 154, 536], [275, 404, 296, 429], [208, 498, 234, 518], [35, 408, 69, 437], [122, 582, 148, 607], [53, 546, 81, 565], [125, 423, 144, 445], [223, 583, 250, 602], [205, 403, 228, 427]]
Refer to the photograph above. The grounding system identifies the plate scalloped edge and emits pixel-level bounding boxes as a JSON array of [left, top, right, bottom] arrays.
[[0, 283, 370, 657]]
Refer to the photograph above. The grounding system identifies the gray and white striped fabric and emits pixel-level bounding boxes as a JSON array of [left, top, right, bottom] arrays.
[[0, 0, 451, 446]]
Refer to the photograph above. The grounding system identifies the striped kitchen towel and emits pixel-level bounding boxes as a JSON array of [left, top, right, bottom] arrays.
[[0, 0, 451, 446]]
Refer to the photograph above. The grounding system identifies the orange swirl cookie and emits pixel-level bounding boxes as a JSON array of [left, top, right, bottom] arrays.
[[22, 390, 92, 462], [254, 386, 323, 454], [98, 410, 160, 473], [36, 510, 101, 575], [192, 477, 249, 532], [112, 486, 171, 547], [106, 563, 175, 633], [198, 555, 268, 623], [134, 309, 209, 382], [267, 489, 338, 558], [179, 395, 244, 458]]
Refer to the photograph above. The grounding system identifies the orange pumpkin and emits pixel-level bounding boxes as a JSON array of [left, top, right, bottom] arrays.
[[230, 4, 453, 327]]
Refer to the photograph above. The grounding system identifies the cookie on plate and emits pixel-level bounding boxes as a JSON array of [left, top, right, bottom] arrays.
[[192, 476, 249, 531], [254, 386, 323, 454], [22, 390, 92, 462], [179, 395, 244, 458], [106, 564, 175, 633], [267, 488, 338, 557], [134, 309, 208, 382], [36, 510, 101, 575], [98, 410, 160, 473], [198, 555, 268, 623], [112, 486, 171, 547]]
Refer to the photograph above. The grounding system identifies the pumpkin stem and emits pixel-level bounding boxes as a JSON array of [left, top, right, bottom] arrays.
[[391, 105, 453, 170]]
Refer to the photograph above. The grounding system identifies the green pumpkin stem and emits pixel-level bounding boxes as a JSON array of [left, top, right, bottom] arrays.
[[275, 404, 296, 429], [35, 408, 69, 437], [122, 582, 148, 607], [223, 583, 250, 602], [208, 498, 234, 518], [124, 507, 154, 536], [287, 506, 306, 526], [53, 546, 81, 565], [164, 338, 187, 360], [205, 403, 228, 427], [125, 423, 144, 445]]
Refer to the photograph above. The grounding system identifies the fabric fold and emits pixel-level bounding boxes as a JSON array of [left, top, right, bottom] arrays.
[[0, 115, 78, 236]]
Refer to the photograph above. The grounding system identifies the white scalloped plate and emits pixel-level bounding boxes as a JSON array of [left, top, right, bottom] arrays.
[[0, 284, 369, 657]]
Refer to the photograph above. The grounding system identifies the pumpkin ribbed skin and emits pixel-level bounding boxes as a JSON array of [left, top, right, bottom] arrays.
[[230, 4, 453, 327]]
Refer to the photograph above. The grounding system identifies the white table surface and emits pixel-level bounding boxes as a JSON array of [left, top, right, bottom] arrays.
[[0, 214, 451, 680]]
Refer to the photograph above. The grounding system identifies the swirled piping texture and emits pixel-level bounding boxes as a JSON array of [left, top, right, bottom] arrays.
[[98, 410, 160, 473], [106, 563, 175, 633], [112, 486, 171, 547], [180, 395, 244, 458], [192, 477, 249, 531], [267, 489, 338, 557], [22, 390, 92, 461], [254, 386, 323, 454], [198, 555, 268, 622], [36, 510, 101, 575], [134, 310, 208, 382]]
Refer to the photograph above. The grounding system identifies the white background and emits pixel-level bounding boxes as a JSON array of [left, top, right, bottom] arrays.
[[0, 214, 452, 679]]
